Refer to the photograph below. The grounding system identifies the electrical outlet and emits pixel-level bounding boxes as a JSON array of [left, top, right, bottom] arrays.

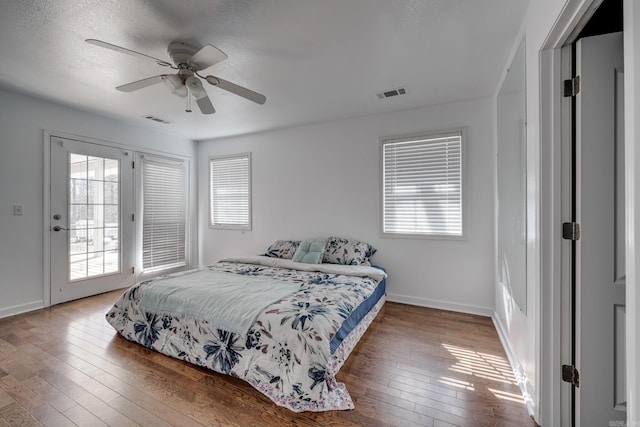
[[13, 204, 23, 216]]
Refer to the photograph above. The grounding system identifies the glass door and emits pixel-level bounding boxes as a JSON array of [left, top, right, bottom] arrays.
[[50, 136, 135, 304]]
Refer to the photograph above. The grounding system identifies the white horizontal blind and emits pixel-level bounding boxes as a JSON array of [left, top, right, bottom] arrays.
[[209, 154, 251, 229], [141, 157, 186, 271], [382, 131, 463, 237]]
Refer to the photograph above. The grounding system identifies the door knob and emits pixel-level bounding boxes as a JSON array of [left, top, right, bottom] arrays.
[[52, 225, 67, 232]]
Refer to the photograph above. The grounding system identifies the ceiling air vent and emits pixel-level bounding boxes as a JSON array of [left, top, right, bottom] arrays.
[[144, 115, 172, 125], [377, 87, 407, 99]]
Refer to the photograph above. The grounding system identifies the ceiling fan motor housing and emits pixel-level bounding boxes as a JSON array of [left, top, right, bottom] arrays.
[[168, 42, 200, 67]]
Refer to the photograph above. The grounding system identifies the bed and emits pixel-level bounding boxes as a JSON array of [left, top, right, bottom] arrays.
[[105, 253, 386, 412]]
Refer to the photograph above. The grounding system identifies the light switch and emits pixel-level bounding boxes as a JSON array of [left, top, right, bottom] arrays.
[[13, 204, 23, 216]]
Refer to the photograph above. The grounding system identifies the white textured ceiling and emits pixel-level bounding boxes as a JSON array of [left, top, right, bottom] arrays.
[[0, 0, 529, 141]]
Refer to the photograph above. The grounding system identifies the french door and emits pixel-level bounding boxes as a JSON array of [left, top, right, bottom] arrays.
[[49, 136, 135, 305]]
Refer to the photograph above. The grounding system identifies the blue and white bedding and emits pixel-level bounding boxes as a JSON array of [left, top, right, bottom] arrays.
[[106, 256, 386, 412]]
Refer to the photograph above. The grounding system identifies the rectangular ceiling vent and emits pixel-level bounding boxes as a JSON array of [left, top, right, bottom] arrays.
[[377, 87, 407, 99], [144, 115, 172, 125]]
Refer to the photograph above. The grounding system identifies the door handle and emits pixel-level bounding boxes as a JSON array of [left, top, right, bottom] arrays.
[[52, 225, 68, 232]]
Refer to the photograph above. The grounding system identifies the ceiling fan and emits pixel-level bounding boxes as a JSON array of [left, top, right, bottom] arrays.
[[86, 39, 266, 114]]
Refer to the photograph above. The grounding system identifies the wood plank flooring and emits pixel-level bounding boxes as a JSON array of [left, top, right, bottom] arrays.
[[0, 292, 538, 426]]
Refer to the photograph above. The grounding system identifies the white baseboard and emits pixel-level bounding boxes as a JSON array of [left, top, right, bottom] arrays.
[[492, 312, 536, 418], [386, 293, 493, 317], [0, 300, 44, 320]]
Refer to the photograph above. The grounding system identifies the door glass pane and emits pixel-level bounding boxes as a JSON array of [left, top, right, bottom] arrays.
[[68, 153, 120, 281], [88, 228, 104, 253], [88, 180, 104, 205], [104, 159, 119, 181], [104, 250, 119, 274], [104, 205, 118, 224], [70, 254, 87, 280], [70, 154, 87, 179], [69, 179, 87, 204], [105, 182, 118, 204]]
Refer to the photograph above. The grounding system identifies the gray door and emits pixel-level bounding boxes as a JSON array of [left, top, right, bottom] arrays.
[[574, 31, 626, 426]]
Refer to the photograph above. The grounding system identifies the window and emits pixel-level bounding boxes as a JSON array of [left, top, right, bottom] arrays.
[[139, 155, 187, 272], [209, 153, 251, 230], [381, 129, 464, 238]]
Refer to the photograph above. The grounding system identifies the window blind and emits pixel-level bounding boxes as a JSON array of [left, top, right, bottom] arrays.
[[141, 157, 186, 271], [209, 154, 251, 229], [382, 131, 463, 237]]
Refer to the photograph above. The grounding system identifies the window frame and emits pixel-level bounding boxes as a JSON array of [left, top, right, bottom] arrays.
[[208, 152, 252, 230], [379, 127, 467, 240]]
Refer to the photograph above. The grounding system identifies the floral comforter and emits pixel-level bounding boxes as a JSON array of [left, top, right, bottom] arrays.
[[105, 256, 386, 412]]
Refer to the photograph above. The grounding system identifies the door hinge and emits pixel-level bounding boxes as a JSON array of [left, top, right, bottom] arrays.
[[561, 364, 580, 387], [132, 266, 135, 274], [131, 213, 135, 221], [562, 222, 580, 240], [563, 76, 580, 97], [132, 161, 135, 169]]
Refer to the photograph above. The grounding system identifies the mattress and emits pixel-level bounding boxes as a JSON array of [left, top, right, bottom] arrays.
[[106, 256, 386, 412]]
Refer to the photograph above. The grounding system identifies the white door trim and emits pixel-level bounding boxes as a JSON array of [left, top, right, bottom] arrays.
[[538, 46, 565, 427], [43, 131, 52, 307]]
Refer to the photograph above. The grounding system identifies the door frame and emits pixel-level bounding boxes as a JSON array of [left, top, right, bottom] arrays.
[[538, 0, 638, 425], [43, 130, 194, 307]]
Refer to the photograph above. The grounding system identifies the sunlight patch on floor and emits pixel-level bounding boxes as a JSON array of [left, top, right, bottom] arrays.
[[441, 343, 525, 400], [487, 387, 526, 404], [436, 376, 475, 391]]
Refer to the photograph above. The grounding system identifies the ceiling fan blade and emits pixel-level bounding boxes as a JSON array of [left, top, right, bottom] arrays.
[[205, 76, 266, 105], [187, 45, 228, 71], [86, 39, 172, 67], [195, 94, 216, 114], [116, 75, 167, 92]]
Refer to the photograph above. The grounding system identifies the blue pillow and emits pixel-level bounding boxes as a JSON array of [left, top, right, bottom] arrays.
[[292, 240, 326, 264]]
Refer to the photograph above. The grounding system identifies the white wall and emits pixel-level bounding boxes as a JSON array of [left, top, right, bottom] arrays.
[[0, 87, 197, 318], [492, 0, 570, 422], [198, 97, 495, 315]]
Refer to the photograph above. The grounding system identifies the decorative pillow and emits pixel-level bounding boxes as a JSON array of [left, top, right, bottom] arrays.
[[292, 240, 326, 264], [263, 240, 301, 259], [323, 237, 377, 266]]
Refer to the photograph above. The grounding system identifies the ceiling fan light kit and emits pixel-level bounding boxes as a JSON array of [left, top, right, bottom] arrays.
[[86, 39, 266, 115], [162, 74, 187, 98], [185, 76, 206, 99]]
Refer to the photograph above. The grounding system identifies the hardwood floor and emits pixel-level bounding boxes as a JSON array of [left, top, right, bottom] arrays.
[[0, 292, 537, 426]]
